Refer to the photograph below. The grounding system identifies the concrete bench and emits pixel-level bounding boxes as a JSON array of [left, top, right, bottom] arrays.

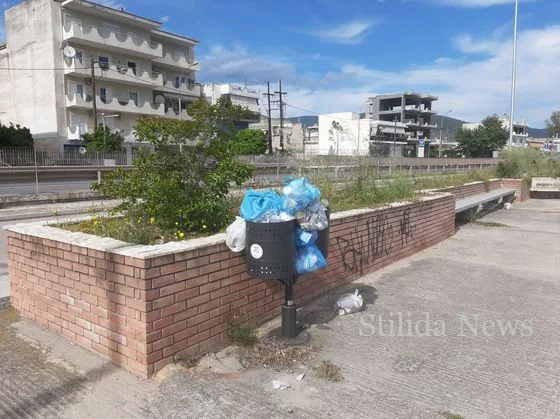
[[455, 188, 517, 214]]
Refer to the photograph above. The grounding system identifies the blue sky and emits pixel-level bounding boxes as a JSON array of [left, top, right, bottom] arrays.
[[2, 0, 560, 127]]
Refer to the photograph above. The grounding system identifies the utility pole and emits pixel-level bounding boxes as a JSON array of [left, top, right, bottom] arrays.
[[263, 81, 275, 154], [274, 80, 287, 151], [91, 58, 98, 128]]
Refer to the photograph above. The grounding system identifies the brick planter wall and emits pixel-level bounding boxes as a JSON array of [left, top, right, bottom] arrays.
[[437, 179, 501, 199], [6, 193, 455, 378], [499, 178, 530, 202]]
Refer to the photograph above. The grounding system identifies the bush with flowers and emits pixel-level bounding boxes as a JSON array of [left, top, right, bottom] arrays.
[[66, 99, 256, 244]]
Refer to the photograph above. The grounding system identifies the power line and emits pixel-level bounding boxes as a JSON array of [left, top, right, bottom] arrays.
[[0, 67, 89, 71]]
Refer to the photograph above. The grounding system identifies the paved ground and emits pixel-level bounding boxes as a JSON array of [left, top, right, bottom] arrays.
[[1, 199, 559, 418]]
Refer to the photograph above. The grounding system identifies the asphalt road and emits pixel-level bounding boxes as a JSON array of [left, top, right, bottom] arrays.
[[0, 180, 96, 196]]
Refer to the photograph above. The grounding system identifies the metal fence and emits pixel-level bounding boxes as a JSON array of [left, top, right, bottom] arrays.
[[0, 147, 500, 197], [0, 148, 133, 170]]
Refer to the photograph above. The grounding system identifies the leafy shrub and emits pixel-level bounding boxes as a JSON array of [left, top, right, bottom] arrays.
[[81, 125, 124, 152], [497, 148, 560, 180], [0, 122, 33, 147], [230, 128, 267, 155], [91, 99, 256, 241]]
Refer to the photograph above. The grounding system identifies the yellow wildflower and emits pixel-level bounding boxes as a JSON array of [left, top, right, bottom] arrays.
[[149, 217, 155, 224], [178, 231, 185, 239], [202, 224, 207, 229]]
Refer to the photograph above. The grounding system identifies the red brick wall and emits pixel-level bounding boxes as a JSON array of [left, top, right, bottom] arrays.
[[7, 194, 455, 378], [499, 178, 530, 202], [438, 179, 501, 199]]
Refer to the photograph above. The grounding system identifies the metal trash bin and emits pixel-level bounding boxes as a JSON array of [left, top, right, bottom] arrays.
[[316, 208, 330, 259], [245, 219, 296, 280]]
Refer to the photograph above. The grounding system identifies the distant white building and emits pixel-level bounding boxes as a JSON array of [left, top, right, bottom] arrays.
[[314, 112, 370, 156], [463, 117, 529, 147], [202, 84, 260, 114], [303, 112, 413, 157]]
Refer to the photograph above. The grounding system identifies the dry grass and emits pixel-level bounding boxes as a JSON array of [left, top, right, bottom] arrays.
[[312, 360, 344, 382], [242, 340, 317, 369]]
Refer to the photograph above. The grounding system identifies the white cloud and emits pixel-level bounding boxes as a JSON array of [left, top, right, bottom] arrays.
[[200, 45, 296, 85], [200, 25, 560, 127], [307, 19, 380, 44], [431, 0, 535, 7], [159, 16, 169, 23]]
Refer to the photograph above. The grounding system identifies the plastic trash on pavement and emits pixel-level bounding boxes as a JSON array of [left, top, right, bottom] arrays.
[[334, 289, 364, 315], [295, 227, 318, 247], [240, 190, 281, 221], [295, 244, 327, 275], [225, 217, 246, 252]]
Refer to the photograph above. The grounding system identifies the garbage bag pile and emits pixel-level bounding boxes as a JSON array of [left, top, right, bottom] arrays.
[[225, 177, 328, 275]]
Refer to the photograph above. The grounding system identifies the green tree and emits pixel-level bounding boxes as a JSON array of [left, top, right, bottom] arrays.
[[81, 125, 124, 152], [230, 128, 267, 155], [545, 111, 560, 138], [93, 98, 255, 234], [0, 122, 34, 147], [456, 115, 508, 157]]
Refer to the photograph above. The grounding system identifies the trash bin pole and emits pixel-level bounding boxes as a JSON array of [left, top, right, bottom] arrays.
[[281, 277, 297, 338]]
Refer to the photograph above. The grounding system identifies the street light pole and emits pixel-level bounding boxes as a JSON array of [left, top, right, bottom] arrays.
[[509, 0, 519, 150], [439, 109, 453, 158]]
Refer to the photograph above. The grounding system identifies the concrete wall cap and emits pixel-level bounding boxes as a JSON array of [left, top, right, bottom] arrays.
[[5, 195, 451, 259]]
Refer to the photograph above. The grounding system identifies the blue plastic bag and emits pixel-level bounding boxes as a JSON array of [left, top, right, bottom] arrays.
[[295, 227, 318, 247], [240, 190, 281, 221], [282, 177, 321, 215], [295, 244, 327, 275]]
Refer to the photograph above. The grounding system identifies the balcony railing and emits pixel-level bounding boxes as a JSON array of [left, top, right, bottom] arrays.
[[163, 108, 192, 120], [66, 92, 165, 116], [63, 56, 164, 87], [62, 22, 162, 58], [160, 79, 201, 97], [153, 50, 199, 70]]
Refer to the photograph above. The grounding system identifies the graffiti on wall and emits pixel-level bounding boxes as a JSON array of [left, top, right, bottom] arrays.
[[336, 208, 416, 274]]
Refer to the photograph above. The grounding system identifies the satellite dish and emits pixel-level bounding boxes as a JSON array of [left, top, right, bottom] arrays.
[[63, 45, 76, 58], [78, 147, 87, 155], [154, 95, 165, 104]]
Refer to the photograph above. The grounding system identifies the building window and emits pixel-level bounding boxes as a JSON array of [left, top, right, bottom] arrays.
[[174, 75, 181, 88], [128, 92, 138, 106], [98, 55, 110, 69], [127, 60, 137, 75], [75, 50, 83, 64], [99, 87, 108, 104], [69, 82, 84, 99]]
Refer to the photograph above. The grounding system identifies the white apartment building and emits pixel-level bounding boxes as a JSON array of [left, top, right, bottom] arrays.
[[203, 84, 260, 114], [463, 117, 529, 148], [0, 0, 201, 150]]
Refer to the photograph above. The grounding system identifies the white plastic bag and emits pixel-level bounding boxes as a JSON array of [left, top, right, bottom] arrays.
[[225, 217, 246, 252], [334, 289, 363, 315], [504, 203, 512, 210]]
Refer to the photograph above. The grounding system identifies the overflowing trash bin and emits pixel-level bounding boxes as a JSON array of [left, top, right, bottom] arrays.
[[226, 177, 330, 338]]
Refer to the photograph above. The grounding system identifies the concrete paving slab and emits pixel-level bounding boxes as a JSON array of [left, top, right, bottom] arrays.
[[0, 199, 559, 418]]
